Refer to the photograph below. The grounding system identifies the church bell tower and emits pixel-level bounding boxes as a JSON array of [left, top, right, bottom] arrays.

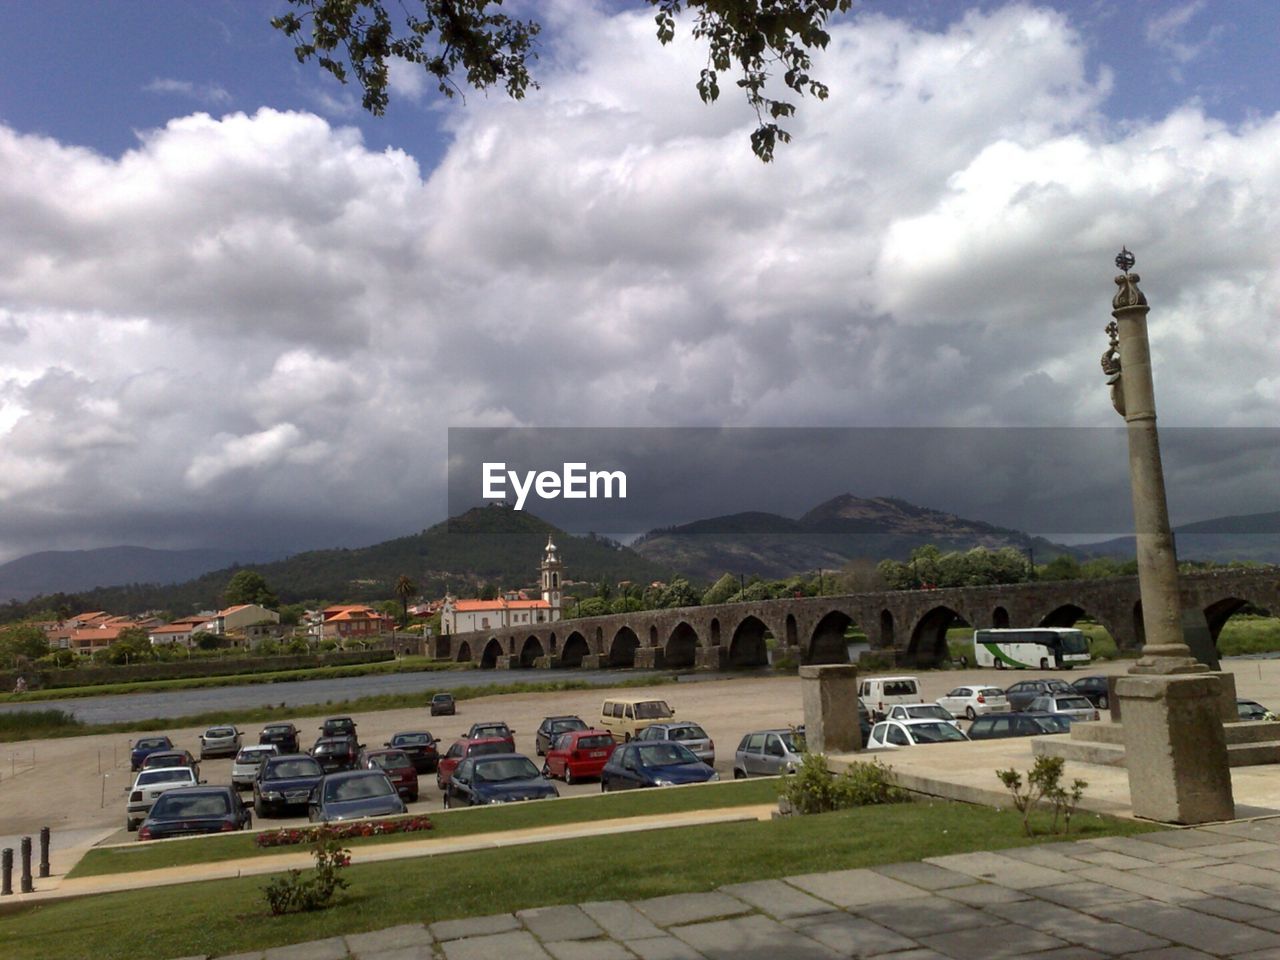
[[540, 535, 563, 621]]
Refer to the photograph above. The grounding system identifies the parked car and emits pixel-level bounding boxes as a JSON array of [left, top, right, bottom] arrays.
[[259, 722, 301, 754], [858, 677, 924, 721], [319, 716, 358, 739], [436, 736, 513, 789], [254, 754, 326, 817], [866, 719, 970, 750], [1026, 694, 1099, 723], [600, 742, 720, 791], [311, 735, 359, 773], [308, 770, 407, 822], [535, 715, 589, 756], [1004, 678, 1074, 712], [137, 785, 252, 840], [1071, 675, 1113, 710], [464, 721, 516, 752], [967, 713, 1069, 740], [444, 754, 559, 808], [733, 729, 805, 779], [936, 685, 1011, 721], [130, 735, 174, 771], [384, 731, 439, 773], [198, 725, 243, 760], [359, 748, 419, 801], [231, 744, 280, 789], [599, 698, 676, 742], [542, 729, 616, 783], [141, 749, 200, 780], [126, 766, 200, 831], [1238, 698, 1274, 721], [633, 721, 715, 765], [886, 704, 959, 728], [1023, 712, 1074, 733], [430, 693, 457, 716]]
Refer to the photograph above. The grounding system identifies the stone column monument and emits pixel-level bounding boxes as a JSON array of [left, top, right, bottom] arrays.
[[1101, 250, 1233, 823]]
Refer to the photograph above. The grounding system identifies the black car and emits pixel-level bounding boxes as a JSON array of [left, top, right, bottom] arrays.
[[384, 731, 439, 773], [443, 754, 558, 808], [1004, 678, 1074, 712], [535, 716, 588, 756], [320, 716, 358, 738], [259, 722, 301, 754], [311, 735, 359, 773], [138, 786, 251, 840], [466, 721, 516, 751], [600, 742, 720, 792], [966, 713, 1064, 740], [430, 693, 456, 716], [1238, 698, 1273, 721], [254, 754, 325, 817], [307, 770, 407, 822], [1070, 675, 1112, 710]]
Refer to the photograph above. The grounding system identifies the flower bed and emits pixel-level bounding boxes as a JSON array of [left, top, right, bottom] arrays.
[[255, 815, 433, 848]]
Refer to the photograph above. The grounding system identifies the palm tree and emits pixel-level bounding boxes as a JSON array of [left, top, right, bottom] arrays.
[[394, 575, 418, 627]]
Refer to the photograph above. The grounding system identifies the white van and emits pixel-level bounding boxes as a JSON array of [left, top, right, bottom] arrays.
[[858, 676, 924, 721]]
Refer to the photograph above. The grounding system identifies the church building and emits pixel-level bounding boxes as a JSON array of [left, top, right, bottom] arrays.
[[440, 537, 564, 634]]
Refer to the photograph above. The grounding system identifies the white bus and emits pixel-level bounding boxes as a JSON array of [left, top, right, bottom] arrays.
[[973, 628, 1091, 670]]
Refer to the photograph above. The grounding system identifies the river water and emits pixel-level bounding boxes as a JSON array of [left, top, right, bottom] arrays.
[[0, 668, 684, 725]]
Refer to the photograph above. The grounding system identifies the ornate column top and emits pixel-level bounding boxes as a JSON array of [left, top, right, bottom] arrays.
[[1113, 247, 1147, 309]]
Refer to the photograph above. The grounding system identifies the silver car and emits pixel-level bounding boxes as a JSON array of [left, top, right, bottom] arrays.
[[199, 725, 244, 760], [1027, 694, 1099, 723], [633, 721, 715, 765], [231, 744, 279, 789], [733, 729, 804, 778]]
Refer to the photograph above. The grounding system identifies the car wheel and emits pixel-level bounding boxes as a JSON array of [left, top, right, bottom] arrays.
[[126, 817, 137, 832], [601, 779, 609, 793], [409, 791, 419, 803], [565, 767, 575, 786], [624, 733, 631, 743], [541, 763, 551, 778], [966, 706, 976, 721], [1099, 694, 1109, 710], [255, 799, 268, 818], [733, 769, 745, 780], [442, 792, 451, 809], [995, 659, 1004, 670], [1040, 658, 1050, 670]]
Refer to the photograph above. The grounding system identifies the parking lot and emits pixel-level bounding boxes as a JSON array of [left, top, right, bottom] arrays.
[[3, 657, 1277, 849]]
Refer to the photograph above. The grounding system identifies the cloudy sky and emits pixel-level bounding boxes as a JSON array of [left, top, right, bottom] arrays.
[[1, 0, 1278, 564]]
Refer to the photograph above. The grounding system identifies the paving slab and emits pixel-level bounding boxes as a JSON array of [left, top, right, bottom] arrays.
[[581, 901, 664, 941], [1030, 881, 1148, 910], [984, 896, 1168, 954], [356, 947, 434, 960], [1073, 866, 1203, 904], [996, 845, 1095, 871], [217, 953, 265, 960], [718, 879, 831, 920], [431, 914, 521, 941], [441, 930, 552, 960], [1201, 820, 1280, 842], [923, 850, 1076, 889], [784, 868, 927, 908], [516, 905, 603, 942], [544, 941, 635, 960], [1142, 828, 1248, 849], [918, 921, 1068, 960], [623, 936, 705, 960], [1019, 949, 1107, 960], [1078, 836, 1214, 864], [1202, 863, 1280, 890], [936, 882, 1032, 905], [849, 895, 998, 938], [264, 939, 348, 960], [1091, 899, 1280, 955], [1185, 896, 1280, 923], [1238, 850, 1280, 872], [1063, 848, 1169, 870], [1176, 840, 1279, 859], [864, 951, 949, 960], [670, 913, 841, 960], [1234, 949, 1280, 960], [870, 860, 982, 891], [783, 911, 917, 957], [1125, 949, 1215, 960], [633, 891, 750, 927], [345, 924, 433, 957]]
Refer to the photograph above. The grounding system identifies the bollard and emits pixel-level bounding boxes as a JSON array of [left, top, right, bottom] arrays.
[[2, 848, 12, 895], [39, 827, 50, 878], [20, 836, 32, 893]]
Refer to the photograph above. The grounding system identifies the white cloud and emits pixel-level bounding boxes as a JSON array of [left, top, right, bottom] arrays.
[[144, 78, 233, 106], [1, 4, 1278, 562]]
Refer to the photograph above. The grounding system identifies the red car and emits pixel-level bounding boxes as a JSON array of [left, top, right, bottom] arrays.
[[359, 748, 419, 802], [436, 737, 512, 790], [542, 729, 616, 784]]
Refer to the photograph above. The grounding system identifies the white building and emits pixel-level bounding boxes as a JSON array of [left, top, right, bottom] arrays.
[[441, 537, 564, 634]]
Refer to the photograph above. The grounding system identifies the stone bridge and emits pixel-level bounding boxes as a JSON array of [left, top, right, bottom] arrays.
[[426, 569, 1280, 671]]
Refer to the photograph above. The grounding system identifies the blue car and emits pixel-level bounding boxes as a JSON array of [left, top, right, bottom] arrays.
[[601, 742, 721, 792], [443, 754, 559, 808], [130, 735, 174, 771]]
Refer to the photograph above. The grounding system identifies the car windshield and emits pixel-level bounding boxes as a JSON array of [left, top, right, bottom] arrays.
[[136, 738, 169, 750], [902, 705, 951, 721], [634, 701, 674, 719], [906, 722, 968, 744], [264, 726, 292, 734], [577, 735, 614, 750], [326, 775, 394, 802], [779, 732, 803, 753], [235, 749, 272, 763], [137, 769, 192, 786], [474, 758, 541, 782], [1033, 715, 1072, 732], [370, 752, 411, 770], [980, 688, 1006, 698], [1056, 697, 1093, 710], [207, 727, 235, 737], [266, 759, 322, 779], [1046, 680, 1073, 692], [551, 718, 587, 733], [669, 724, 708, 740], [152, 792, 229, 818], [636, 743, 697, 766], [144, 753, 185, 766], [474, 725, 509, 737], [394, 734, 431, 745], [315, 739, 348, 752], [470, 741, 509, 757], [433, 695, 452, 702], [1059, 630, 1090, 654]]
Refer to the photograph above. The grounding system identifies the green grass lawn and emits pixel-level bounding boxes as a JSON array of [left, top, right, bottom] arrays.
[[70, 778, 782, 877], [8, 799, 1160, 960]]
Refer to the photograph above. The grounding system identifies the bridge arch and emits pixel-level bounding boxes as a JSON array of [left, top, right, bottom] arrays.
[[595, 627, 604, 655], [456, 640, 472, 663], [992, 606, 1010, 629], [728, 616, 769, 668], [520, 635, 544, 668], [481, 638, 503, 669], [908, 605, 968, 667], [879, 610, 895, 648], [649, 625, 659, 646], [809, 611, 855, 664], [548, 633, 557, 655], [666, 622, 699, 669], [609, 627, 640, 667], [710, 618, 722, 646], [1203, 592, 1277, 648], [561, 631, 590, 668], [785, 614, 798, 648]]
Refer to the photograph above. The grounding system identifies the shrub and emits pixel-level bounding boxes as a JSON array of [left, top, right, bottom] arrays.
[[997, 756, 1087, 836], [262, 826, 351, 915], [255, 815, 433, 848], [779, 753, 909, 815]]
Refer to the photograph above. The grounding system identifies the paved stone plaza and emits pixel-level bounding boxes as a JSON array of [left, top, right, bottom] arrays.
[[170, 817, 1280, 960]]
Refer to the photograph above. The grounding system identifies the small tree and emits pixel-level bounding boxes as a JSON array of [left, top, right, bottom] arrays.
[[224, 570, 279, 609], [997, 756, 1088, 836], [394, 574, 418, 625]]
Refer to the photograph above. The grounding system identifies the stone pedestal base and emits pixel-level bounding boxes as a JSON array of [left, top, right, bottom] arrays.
[[799, 664, 860, 755], [1208, 671, 1238, 722], [1116, 673, 1234, 824]]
